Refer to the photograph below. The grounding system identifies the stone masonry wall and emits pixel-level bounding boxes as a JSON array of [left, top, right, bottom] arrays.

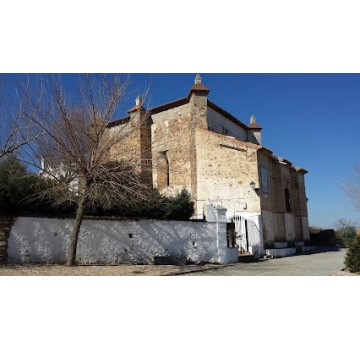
[[257, 150, 309, 247], [195, 128, 261, 219], [151, 103, 193, 195], [189, 92, 209, 216], [109, 111, 151, 177]]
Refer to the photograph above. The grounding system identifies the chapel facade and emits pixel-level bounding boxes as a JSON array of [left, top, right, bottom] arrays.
[[107, 75, 310, 256]]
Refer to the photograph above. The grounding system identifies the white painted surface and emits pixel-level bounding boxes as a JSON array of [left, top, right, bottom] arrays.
[[232, 211, 264, 257], [7, 215, 238, 265]]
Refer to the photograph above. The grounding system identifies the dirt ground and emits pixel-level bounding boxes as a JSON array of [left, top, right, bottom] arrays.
[[332, 268, 359, 276], [1, 263, 359, 276], [0, 263, 222, 276]]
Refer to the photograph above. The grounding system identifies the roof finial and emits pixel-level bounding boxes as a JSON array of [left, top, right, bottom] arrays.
[[248, 114, 262, 130], [195, 74, 202, 85], [135, 95, 142, 106]]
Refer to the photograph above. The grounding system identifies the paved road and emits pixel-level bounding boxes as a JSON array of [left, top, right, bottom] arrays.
[[181, 247, 347, 276]]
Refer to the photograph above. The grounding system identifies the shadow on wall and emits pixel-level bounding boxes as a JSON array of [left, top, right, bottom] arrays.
[[7, 218, 72, 264], [7, 217, 219, 265]]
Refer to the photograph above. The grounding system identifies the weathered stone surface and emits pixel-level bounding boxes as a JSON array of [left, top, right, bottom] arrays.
[[106, 76, 310, 251], [257, 150, 309, 246], [195, 128, 261, 218], [151, 104, 193, 195]]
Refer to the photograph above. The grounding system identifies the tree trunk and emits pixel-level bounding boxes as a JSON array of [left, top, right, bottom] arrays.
[[67, 194, 87, 266]]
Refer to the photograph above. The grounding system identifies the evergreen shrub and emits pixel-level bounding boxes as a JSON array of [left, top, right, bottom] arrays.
[[345, 235, 360, 273]]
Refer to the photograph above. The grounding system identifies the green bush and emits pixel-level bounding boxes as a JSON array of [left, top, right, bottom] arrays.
[[0, 156, 75, 215], [337, 226, 357, 247], [345, 236, 360, 273], [161, 189, 194, 220], [0, 156, 35, 214], [0, 156, 194, 220], [91, 188, 195, 221]]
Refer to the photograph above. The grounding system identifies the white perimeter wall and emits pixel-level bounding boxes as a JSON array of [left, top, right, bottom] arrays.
[[7, 217, 238, 265]]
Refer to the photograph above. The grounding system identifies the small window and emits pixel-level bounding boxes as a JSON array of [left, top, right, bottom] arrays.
[[284, 188, 291, 212], [222, 126, 229, 136], [260, 166, 269, 194]]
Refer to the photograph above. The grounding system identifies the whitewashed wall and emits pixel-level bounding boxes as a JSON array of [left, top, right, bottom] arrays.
[[7, 215, 238, 265]]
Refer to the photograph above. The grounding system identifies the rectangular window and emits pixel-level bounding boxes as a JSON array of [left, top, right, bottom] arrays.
[[260, 166, 269, 194], [222, 126, 229, 136], [284, 188, 291, 212]]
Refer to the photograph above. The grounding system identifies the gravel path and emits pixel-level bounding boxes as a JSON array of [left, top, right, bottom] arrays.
[[183, 247, 349, 276]]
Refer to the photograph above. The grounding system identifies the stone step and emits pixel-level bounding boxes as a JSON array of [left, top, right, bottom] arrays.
[[266, 247, 296, 258]]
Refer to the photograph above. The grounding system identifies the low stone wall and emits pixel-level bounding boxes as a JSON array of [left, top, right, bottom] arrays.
[[6, 213, 238, 265]]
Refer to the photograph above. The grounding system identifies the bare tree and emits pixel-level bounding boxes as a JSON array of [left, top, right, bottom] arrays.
[[20, 74, 153, 266], [341, 165, 360, 211], [0, 75, 38, 159]]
